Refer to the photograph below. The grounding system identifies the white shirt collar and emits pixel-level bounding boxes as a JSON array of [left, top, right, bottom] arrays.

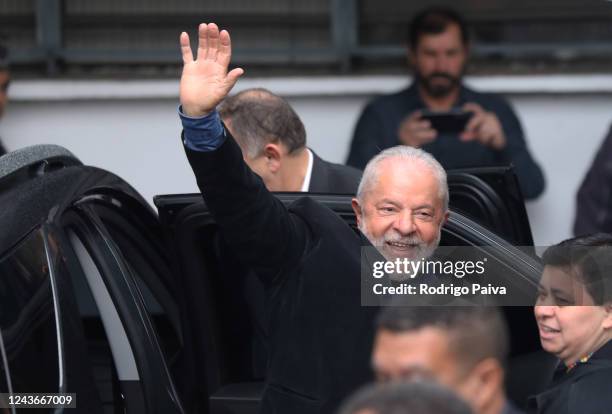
[[301, 148, 314, 192]]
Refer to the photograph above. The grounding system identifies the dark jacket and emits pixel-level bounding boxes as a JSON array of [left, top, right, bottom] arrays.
[[574, 124, 612, 235], [238, 149, 362, 378], [346, 83, 545, 199], [309, 150, 361, 194], [527, 340, 612, 414], [184, 134, 379, 414]]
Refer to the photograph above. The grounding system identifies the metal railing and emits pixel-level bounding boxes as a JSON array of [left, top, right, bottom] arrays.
[[2, 0, 612, 76]]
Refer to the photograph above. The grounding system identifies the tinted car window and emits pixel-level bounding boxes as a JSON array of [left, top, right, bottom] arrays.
[[0, 229, 60, 395], [90, 204, 181, 366], [0, 331, 12, 403], [63, 229, 129, 414]]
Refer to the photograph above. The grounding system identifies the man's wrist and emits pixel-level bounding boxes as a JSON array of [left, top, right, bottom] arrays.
[[490, 134, 506, 150], [179, 106, 226, 152], [181, 104, 212, 118]]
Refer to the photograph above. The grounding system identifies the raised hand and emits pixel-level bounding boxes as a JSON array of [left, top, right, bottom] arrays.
[[179, 23, 244, 117]]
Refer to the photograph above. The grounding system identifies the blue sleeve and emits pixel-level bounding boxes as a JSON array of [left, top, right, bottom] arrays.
[[178, 106, 226, 152]]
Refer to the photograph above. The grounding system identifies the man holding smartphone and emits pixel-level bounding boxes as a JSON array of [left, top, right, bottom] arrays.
[[346, 7, 545, 200]]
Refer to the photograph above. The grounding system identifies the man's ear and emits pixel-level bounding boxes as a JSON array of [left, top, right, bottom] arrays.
[[603, 303, 612, 329], [466, 358, 504, 414], [351, 198, 362, 227], [263, 143, 283, 173]]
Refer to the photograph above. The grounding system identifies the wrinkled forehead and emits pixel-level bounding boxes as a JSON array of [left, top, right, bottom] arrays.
[[367, 158, 443, 201]]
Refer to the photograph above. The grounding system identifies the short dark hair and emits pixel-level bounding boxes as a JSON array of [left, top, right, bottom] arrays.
[[219, 88, 306, 158], [408, 7, 469, 50], [541, 233, 612, 305], [337, 381, 473, 414], [376, 306, 509, 373]]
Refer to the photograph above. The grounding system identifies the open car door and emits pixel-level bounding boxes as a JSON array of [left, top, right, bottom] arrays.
[[447, 166, 534, 245]]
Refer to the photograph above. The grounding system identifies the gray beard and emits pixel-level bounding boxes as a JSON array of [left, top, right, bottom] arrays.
[[358, 219, 440, 262]]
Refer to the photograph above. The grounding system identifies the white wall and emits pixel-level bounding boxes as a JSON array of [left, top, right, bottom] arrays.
[[2, 76, 611, 246]]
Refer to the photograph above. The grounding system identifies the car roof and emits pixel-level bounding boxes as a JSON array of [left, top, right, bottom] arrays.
[[0, 145, 144, 256]]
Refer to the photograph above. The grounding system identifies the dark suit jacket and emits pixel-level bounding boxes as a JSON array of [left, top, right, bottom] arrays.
[[309, 151, 361, 194], [527, 340, 612, 414], [185, 134, 379, 414], [244, 150, 362, 378], [574, 124, 612, 235]]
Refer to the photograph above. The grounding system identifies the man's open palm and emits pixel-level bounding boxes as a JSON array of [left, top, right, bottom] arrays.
[[180, 23, 244, 117]]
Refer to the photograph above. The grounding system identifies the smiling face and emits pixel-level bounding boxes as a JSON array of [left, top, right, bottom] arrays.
[[410, 23, 467, 99], [534, 265, 612, 366], [352, 157, 447, 260]]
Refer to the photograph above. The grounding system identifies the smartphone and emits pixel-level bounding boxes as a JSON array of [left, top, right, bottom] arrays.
[[420, 109, 474, 134]]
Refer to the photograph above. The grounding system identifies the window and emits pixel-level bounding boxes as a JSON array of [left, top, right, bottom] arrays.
[[4, 0, 612, 76], [0, 229, 60, 395]]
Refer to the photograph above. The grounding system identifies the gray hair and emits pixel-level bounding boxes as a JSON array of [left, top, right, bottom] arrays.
[[376, 307, 509, 374], [356, 146, 449, 212], [218, 88, 306, 158], [337, 381, 473, 414]]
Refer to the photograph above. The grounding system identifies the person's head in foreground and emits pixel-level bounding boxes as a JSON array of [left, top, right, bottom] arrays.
[[352, 145, 449, 261], [535, 233, 612, 367], [219, 88, 308, 191], [372, 307, 510, 414], [337, 380, 473, 414], [408, 7, 469, 100]]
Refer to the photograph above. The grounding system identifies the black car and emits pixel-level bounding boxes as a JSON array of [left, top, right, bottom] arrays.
[[0, 145, 549, 414]]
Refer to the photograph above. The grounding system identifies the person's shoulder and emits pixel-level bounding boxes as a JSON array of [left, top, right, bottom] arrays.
[[310, 150, 362, 194], [364, 85, 416, 112], [325, 161, 362, 187], [289, 195, 342, 219], [567, 365, 612, 410], [462, 84, 513, 110], [289, 196, 358, 238]]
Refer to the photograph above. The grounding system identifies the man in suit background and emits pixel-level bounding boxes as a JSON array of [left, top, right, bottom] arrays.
[[220, 88, 362, 194]]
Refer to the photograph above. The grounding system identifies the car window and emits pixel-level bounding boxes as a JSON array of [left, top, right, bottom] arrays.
[[0, 229, 60, 395], [0, 329, 13, 408], [64, 229, 133, 413], [88, 203, 182, 368]]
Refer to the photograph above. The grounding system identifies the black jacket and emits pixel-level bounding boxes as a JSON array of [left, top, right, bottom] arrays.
[[574, 124, 612, 235], [528, 340, 612, 414], [347, 83, 545, 199], [185, 134, 379, 414], [233, 149, 363, 379], [309, 151, 361, 194]]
